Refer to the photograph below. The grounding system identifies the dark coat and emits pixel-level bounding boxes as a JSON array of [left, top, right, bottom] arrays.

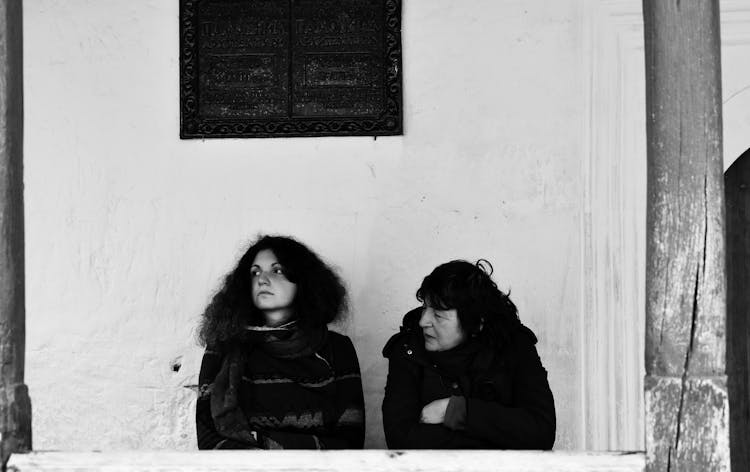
[[382, 308, 556, 449], [196, 331, 365, 449]]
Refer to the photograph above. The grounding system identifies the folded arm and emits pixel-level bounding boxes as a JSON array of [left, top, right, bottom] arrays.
[[382, 355, 488, 449], [442, 342, 556, 449]]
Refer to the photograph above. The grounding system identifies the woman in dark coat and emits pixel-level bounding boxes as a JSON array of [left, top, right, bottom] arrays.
[[382, 259, 555, 449], [196, 235, 365, 449]]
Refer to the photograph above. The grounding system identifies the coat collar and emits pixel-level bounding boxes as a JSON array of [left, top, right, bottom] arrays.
[[383, 307, 497, 373], [382, 308, 433, 367], [383, 307, 540, 374]]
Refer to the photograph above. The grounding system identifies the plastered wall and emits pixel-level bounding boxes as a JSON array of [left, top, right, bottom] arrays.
[[722, 11, 750, 170], [24, 0, 585, 449]]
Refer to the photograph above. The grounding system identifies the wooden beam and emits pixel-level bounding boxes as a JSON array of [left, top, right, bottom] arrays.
[[0, 0, 30, 467], [643, 0, 729, 471], [724, 148, 750, 472]]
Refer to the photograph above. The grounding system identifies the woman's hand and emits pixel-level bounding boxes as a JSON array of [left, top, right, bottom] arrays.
[[420, 398, 450, 424]]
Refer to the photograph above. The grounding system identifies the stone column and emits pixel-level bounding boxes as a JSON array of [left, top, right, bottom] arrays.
[[643, 0, 729, 470], [0, 0, 31, 466]]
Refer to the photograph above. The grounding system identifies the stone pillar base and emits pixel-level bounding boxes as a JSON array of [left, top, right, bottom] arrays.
[[1, 383, 32, 466], [645, 375, 729, 471]]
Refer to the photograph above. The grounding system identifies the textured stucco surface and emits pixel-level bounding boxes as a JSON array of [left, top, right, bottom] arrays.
[[23, 0, 584, 450], [723, 39, 750, 169]]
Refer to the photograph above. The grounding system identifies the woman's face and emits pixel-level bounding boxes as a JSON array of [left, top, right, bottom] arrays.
[[250, 249, 298, 326], [418, 304, 467, 351]]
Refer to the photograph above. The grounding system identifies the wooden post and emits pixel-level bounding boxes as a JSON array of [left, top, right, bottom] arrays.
[[643, 0, 729, 471], [0, 0, 31, 467], [724, 148, 750, 472]]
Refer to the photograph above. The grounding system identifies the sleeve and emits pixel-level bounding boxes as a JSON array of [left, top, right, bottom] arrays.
[[195, 347, 256, 450], [443, 395, 467, 430], [382, 353, 488, 449], [458, 341, 556, 449]]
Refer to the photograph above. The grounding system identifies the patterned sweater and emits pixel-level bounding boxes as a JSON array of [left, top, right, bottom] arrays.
[[196, 331, 365, 449]]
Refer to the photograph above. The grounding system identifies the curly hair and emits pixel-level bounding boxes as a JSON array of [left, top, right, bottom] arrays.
[[198, 235, 347, 347], [416, 259, 521, 349]]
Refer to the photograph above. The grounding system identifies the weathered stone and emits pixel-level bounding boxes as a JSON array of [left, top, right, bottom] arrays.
[[644, 0, 725, 379], [645, 376, 729, 471], [643, 0, 730, 470], [7, 450, 646, 472]]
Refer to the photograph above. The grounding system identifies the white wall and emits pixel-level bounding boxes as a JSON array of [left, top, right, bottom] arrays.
[[24, 0, 586, 450], [722, 1, 750, 169]]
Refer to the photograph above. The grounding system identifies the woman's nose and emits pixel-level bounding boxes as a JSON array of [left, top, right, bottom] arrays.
[[419, 308, 432, 327], [257, 272, 270, 285]]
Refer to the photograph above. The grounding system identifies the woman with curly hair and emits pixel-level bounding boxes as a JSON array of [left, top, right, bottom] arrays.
[[196, 235, 364, 449], [382, 259, 555, 449]]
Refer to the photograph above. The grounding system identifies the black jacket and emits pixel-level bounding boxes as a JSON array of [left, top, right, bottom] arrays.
[[382, 308, 555, 449]]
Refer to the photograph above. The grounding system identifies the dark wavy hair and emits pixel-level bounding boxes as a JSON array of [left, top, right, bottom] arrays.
[[198, 235, 347, 347], [416, 259, 521, 349]]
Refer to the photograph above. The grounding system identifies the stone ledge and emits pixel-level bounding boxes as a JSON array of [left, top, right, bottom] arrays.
[[7, 450, 645, 472]]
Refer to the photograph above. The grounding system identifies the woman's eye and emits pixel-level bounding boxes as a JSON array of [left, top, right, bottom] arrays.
[[250, 269, 260, 277], [273, 267, 284, 275]]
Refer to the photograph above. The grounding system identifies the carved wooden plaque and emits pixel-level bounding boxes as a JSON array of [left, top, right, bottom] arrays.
[[180, 0, 402, 138]]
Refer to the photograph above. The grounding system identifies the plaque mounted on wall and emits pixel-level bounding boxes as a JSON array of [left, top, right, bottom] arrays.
[[180, 0, 403, 138]]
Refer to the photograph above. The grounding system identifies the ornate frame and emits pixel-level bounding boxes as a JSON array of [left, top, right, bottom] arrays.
[[179, 0, 403, 139]]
